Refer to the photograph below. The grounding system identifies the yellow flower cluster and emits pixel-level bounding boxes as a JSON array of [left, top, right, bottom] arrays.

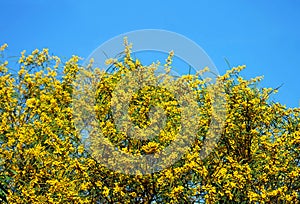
[[0, 42, 299, 203]]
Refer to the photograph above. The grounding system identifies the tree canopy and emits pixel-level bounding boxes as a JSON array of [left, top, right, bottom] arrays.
[[0, 42, 299, 203]]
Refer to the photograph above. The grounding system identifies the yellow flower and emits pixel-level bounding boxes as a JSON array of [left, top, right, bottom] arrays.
[[0, 43, 8, 51], [26, 98, 36, 108], [103, 186, 110, 197], [78, 145, 84, 154]]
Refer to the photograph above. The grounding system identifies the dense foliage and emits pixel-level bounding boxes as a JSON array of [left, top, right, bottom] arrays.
[[0, 42, 299, 203]]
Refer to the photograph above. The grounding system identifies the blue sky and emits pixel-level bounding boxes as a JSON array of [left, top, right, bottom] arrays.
[[1, 0, 299, 108]]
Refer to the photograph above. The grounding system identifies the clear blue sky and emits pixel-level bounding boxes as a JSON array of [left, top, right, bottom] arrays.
[[1, 0, 299, 108]]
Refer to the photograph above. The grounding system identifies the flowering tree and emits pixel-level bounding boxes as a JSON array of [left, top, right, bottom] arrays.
[[0, 42, 299, 203]]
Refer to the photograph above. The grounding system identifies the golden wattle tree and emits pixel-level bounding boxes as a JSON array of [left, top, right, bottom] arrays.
[[0, 42, 299, 203]]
